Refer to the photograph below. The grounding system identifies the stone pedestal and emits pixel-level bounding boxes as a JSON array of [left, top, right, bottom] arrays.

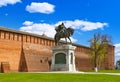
[[51, 44, 76, 71]]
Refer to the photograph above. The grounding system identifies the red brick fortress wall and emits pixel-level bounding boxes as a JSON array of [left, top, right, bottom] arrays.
[[0, 27, 115, 72], [0, 31, 21, 72], [75, 46, 93, 70], [0, 28, 54, 72], [105, 45, 115, 70], [22, 43, 51, 72]]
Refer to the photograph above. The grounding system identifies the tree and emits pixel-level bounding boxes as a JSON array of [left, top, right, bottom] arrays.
[[117, 60, 120, 65], [116, 59, 120, 69], [89, 33, 111, 72]]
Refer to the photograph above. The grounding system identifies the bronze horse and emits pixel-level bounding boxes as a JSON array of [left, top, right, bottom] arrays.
[[54, 27, 74, 45]]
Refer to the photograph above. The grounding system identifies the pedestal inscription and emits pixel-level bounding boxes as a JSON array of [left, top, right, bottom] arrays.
[[51, 44, 76, 71]]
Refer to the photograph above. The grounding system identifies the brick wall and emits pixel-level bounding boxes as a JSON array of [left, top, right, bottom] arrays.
[[22, 43, 51, 72], [0, 39, 21, 72], [0, 29, 54, 72], [104, 45, 115, 69], [0, 28, 115, 72]]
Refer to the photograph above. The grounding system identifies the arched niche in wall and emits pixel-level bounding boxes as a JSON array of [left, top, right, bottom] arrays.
[[55, 53, 66, 64]]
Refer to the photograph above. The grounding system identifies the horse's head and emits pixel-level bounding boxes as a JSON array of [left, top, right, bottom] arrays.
[[67, 27, 74, 35]]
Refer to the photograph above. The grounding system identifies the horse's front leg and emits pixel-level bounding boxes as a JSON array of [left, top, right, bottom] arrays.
[[65, 37, 67, 43], [68, 37, 72, 44]]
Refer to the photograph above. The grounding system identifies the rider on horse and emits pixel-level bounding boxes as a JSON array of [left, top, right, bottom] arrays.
[[59, 22, 66, 33], [54, 23, 74, 45], [55, 22, 66, 34]]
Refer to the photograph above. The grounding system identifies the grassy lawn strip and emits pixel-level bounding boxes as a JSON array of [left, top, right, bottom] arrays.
[[0, 73, 119, 82]]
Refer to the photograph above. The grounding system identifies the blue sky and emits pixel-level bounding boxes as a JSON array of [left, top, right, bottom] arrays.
[[0, 0, 120, 63]]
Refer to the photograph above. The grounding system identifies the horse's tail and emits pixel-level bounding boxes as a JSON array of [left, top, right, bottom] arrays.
[[67, 27, 74, 35]]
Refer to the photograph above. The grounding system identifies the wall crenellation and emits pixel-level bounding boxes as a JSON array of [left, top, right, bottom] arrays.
[[0, 30, 55, 47]]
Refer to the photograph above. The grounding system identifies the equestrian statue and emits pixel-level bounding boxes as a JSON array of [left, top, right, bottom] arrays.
[[54, 23, 74, 45]]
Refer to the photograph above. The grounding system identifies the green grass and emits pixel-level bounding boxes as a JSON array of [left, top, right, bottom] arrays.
[[99, 70, 120, 73], [0, 73, 120, 82]]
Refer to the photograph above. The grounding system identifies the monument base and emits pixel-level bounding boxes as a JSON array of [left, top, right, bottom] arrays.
[[51, 44, 76, 71]]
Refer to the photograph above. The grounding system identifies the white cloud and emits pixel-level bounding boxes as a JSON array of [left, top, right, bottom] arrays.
[[26, 2, 55, 14], [23, 21, 34, 26], [0, 0, 21, 7], [70, 37, 77, 43], [57, 20, 108, 31], [60, 37, 77, 43], [20, 19, 108, 43], [81, 22, 108, 31], [115, 43, 120, 56], [20, 22, 56, 38]]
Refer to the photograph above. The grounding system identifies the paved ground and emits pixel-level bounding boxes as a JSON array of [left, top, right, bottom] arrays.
[[84, 72, 120, 76], [30, 71, 120, 76]]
